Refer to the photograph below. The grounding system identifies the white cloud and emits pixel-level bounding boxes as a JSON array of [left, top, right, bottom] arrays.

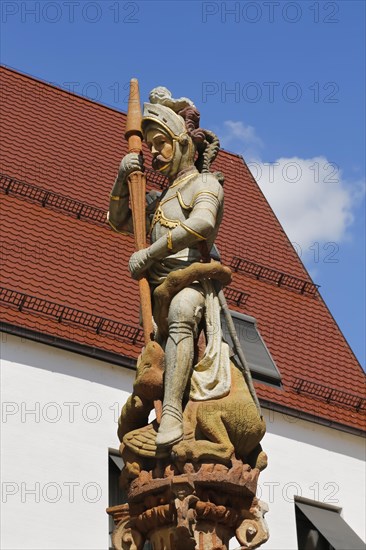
[[248, 157, 363, 250], [221, 120, 263, 159], [221, 120, 365, 253]]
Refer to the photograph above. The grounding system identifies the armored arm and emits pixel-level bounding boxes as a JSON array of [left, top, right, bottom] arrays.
[[150, 185, 223, 259], [107, 153, 144, 233], [129, 177, 223, 278]]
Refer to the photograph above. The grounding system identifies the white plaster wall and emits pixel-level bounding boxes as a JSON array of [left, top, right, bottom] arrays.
[[258, 408, 366, 549], [1, 333, 365, 550], [0, 332, 135, 550]]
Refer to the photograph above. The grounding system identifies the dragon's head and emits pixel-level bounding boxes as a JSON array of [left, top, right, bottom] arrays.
[[133, 341, 165, 402]]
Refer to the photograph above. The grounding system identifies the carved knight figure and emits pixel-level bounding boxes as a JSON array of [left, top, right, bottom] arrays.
[[108, 87, 230, 448], [106, 85, 269, 550]]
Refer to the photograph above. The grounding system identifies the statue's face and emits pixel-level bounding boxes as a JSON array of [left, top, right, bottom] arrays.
[[145, 126, 174, 175], [144, 122, 195, 180]]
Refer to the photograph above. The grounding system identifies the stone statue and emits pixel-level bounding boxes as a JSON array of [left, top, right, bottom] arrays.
[[108, 86, 230, 446], [107, 84, 269, 550]]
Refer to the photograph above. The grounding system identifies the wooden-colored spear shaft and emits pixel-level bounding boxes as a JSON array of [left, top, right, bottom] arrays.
[[125, 79, 153, 345]]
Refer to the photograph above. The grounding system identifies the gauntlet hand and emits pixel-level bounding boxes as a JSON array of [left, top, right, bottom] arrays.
[[118, 153, 144, 183], [128, 248, 152, 280]]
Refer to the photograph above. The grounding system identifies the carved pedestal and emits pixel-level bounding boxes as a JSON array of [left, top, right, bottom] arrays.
[[107, 459, 269, 550]]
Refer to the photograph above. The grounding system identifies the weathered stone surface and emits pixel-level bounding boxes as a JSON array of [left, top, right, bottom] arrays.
[[108, 84, 269, 548], [128, 461, 259, 502], [107, 464, 269, 549], [153, 261, 232, 339]]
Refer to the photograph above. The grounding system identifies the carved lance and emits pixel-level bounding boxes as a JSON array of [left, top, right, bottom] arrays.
[[124, 78, 153, 345], [217, 287, 262, 418]]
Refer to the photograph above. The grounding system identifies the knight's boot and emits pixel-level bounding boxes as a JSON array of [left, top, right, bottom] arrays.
[[156, 404, 184, 447], [156, 319, 194, 449]]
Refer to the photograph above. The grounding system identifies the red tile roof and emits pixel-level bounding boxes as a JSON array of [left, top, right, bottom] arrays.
[[1, 66, 365, 432]]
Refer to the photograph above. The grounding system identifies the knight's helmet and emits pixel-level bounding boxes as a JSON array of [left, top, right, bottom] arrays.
[[141, 86, 194, 145], [142, 86, 223, 181]]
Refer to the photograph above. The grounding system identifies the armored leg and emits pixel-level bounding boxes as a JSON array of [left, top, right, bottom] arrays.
[[156, 286, 205, 448]]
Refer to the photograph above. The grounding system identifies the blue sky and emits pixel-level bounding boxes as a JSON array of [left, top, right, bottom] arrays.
[[1, 0, 365, 367]]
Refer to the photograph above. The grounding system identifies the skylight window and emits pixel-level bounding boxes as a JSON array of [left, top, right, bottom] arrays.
[[221, 310, 282, 387]]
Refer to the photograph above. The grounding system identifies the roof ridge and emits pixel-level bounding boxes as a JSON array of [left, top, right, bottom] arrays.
[[316, 290, 365, 374], [0, 64, 129, 117], [238, 148, 365, 373], [0, 65, 255, 164], [239, 154, 322, 287]]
